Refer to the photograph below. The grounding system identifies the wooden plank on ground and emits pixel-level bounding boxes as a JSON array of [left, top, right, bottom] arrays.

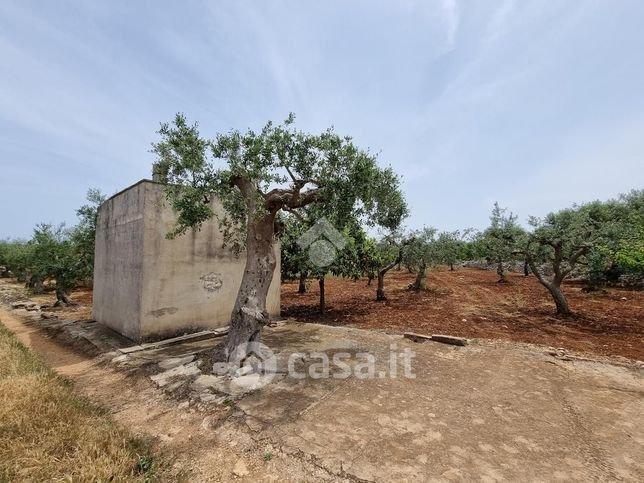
[[119, 328, 228, 354]]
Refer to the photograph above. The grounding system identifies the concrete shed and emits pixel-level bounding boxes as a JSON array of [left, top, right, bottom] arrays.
[[92, 179, 280, 342]]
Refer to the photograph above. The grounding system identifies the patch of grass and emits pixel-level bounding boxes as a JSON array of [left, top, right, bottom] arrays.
[[0, 322, 159, 482], [263, 451, 273, 461]]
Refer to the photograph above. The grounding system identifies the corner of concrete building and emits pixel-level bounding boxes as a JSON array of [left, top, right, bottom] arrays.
[[93, 179, 282, 343], [92, 181, 147, 342]]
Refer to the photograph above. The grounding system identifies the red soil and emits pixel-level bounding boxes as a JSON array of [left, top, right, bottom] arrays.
[[281, 268, 644, 361]]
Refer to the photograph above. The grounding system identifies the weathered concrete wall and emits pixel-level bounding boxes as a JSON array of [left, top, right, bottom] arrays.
[[93, 180, 281, 342], [92, 181, 146, 340]]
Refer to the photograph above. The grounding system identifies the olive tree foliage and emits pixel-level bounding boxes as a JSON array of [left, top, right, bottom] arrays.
[[28, 224, 83, 305], [71, 188, 106, 283], [582, 200, 629, 290], [280, 213, 367, 313], [520, 199, 629, 316], [583, 190, 644, 288], [403, 227, 438, 290], [614, 190, 644, 276], [279, 215, 310, 291], [0, 190, 105, 300], [0, 240, 31, 280], [434, 229, 472, 271], [370, 231, 413, 300], [481, 203, 526, 283], [152, 113, 407, 359], [357, 236, 380, 286]]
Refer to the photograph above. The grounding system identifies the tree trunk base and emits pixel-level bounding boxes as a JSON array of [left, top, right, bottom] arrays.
[[298, 272, 307, 294], [54, 291, 74, 307], [319, 277, 325, 314]]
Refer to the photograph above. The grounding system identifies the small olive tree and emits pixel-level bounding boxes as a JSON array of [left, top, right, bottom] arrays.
[[403, 227, 437, 290], [71, 188, 106, 284], [434, 230, 469, 271], [481, 203, 525, 283], [279, 215, 310, 292], [28, 224, 81, 305], [280, 213, 366, 313], [153, 114, 407, 359], [372, 232, 413, 300]]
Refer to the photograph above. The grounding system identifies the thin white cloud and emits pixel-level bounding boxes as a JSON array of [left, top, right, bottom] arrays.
[[441, 0, 460, 49]]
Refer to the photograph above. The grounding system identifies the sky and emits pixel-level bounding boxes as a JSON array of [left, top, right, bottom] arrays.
[[1, 0, 643, 239]]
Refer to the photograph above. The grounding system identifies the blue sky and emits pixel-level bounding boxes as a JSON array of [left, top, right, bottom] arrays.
[[1, 0, 643, 239]]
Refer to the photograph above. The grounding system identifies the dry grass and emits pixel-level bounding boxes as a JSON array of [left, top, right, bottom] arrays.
[[0, 323, 160, 482]]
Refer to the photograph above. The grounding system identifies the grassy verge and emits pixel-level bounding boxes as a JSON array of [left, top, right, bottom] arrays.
[[0, 322, 160, 482]]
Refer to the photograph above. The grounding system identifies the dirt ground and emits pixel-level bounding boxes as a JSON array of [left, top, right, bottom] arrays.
[[2, 276, 644, 481], [282, 268, 644, 361], [1, 300, 643, 482]]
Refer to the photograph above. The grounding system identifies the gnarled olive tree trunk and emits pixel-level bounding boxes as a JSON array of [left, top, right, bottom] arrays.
[[544, 281, 570, 315], [376, 271, 387, 300], [222, 175, 325, 361], [54, 287, 73, 307], [28, 276, 45, 294], [224, 211, 277, 359], [376, 243, 408, 301], [410, 262, 426, 290], [496, 260, 507, 283], [527, 258, 571, 316]]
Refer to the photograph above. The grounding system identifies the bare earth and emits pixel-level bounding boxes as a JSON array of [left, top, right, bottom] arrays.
[[283, 269, 644, 361], [1, 278, 643, 481]]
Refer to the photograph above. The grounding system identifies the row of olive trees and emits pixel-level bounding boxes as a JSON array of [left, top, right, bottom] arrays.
[[281, 190, 643, 318], [469, 192, 644, 316], [281, 216, 472, 310], [0, 189, 105, 305]]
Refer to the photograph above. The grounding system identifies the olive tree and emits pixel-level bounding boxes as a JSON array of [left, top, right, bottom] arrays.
[[585, 190, 644, 289], [521, 200, 623, 316], [481, 203, 525, 283], [279, 215, 310, 293], [434, 230, 469, 271], [372, 232, 413, 300], [152, 114, 407, 359], [28, 224, 81, 305], [71, 188, 106, 283], [280, 213, 366, 313], [357, 236, 380, 286], [403, 227, 437, 290], [0, 240, 30, 279], [614, 191, 644, 276]]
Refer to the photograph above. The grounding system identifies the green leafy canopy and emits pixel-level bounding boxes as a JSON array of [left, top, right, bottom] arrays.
[[152, 113, 408, 250]]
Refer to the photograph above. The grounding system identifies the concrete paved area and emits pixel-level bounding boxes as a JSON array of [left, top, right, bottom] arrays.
[[239, 323, 644, 482]]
